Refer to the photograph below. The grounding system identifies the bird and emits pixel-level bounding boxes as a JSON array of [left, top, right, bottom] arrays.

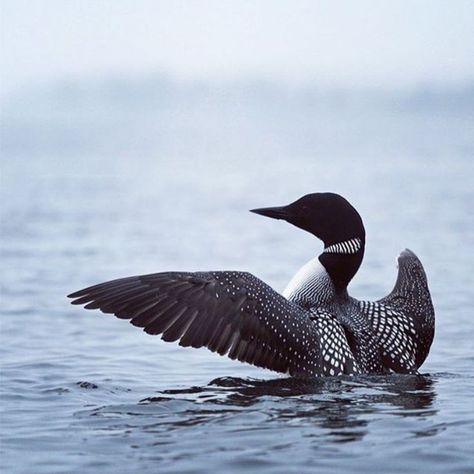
[[68, 192, 435, 377]]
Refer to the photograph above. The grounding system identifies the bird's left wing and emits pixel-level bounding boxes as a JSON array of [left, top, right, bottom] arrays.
[[361, 249, 435, 373], [68, 271, 323, 376]]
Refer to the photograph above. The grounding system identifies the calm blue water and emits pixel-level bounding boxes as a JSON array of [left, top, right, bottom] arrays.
[[1, 82, 474, 473]]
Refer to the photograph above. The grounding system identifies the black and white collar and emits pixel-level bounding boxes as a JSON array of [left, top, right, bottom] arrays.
[[324, 237, 362, 255]]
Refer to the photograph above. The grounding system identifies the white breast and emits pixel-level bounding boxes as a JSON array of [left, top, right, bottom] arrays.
[[283, 256, 335, 306]]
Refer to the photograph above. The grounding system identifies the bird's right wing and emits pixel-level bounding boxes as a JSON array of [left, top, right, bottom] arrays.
[[68, 271, 323, 376]]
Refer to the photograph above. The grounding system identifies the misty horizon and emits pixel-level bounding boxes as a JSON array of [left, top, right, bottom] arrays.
[[2, 1, 473, 99]]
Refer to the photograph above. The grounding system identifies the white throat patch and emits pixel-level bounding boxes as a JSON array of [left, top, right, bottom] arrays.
[[324, 237, 362, 255]]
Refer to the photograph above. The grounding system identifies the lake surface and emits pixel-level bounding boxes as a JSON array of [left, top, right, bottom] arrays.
[[1, 82, 473, 473]]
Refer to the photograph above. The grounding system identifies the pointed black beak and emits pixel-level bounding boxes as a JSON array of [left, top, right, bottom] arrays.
[[250, 205, 290, 220]]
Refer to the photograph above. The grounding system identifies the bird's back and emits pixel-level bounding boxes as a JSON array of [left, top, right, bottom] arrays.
[[283, 256, 385, 375], [283, 249, 435, 375]]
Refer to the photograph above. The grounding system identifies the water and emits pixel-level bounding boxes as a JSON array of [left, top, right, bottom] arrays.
[[1, 81, 474, 473]]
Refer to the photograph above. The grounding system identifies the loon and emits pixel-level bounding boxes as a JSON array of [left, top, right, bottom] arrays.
[[68, 193, 435, 377]]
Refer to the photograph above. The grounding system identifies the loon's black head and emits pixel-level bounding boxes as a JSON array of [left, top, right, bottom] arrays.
[[251, 193, 365, 290], [250, 192, 365, 247]]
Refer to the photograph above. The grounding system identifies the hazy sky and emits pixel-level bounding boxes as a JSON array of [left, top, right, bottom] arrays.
[[1, 0, 474, 96]]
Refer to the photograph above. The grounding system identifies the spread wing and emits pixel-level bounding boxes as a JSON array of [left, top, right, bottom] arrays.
[[68, 271, 323, 376], [363, 249, 435, 372]]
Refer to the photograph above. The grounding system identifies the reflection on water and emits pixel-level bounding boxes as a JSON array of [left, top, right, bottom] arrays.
[[145, 374, 436, 412], [65, 374, 453, 473], [74, 375, 438, 457]]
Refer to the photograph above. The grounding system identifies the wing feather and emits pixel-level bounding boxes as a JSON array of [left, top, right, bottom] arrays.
[[68, 271, 323, 376]]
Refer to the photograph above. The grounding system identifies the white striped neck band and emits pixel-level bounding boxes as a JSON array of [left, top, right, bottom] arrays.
[[324, 237, 362, 255]]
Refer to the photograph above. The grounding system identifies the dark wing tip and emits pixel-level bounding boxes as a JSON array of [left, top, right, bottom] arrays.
[[398, 248, 417, 263], [67, 289, 87, 299], [67, 275, 140, 300]]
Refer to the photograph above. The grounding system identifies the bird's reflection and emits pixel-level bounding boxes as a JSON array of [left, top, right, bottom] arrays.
[[140, 374, 437, 443]]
